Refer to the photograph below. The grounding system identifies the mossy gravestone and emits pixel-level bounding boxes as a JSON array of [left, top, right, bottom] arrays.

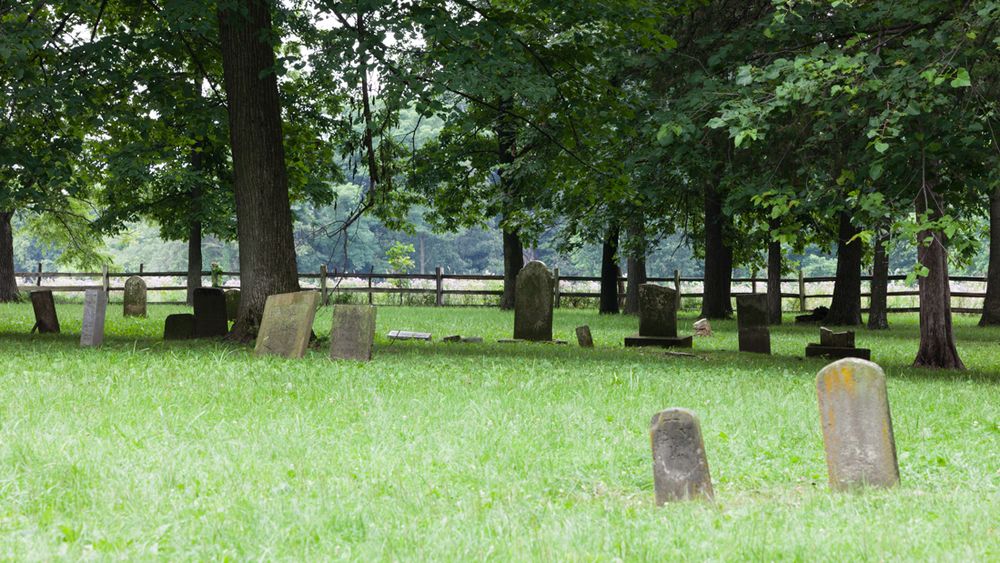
[[625, 284, 692, 348], [193, 288, 228, 338], [575, 325, 594, 348], [255, 291, 320, 359], [330, 304, 376, 361], [80, 289, 108, 347], [650, 408, 713, 504], [30, 290, 60, 334], [816, 358, 899, 491], [513, 261, 554, 342], [736, 293, 770, 354], [123, 276, 147, 317]]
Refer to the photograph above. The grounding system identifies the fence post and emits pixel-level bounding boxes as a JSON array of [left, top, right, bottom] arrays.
[[36, 262, 42, 286], [554, 267, 561, 308], [798, 269, 807, 312], [102, 264, 110, 297], [320, 264, 328, 305], [139, 263, 144, 274], [435, 266, 444, 307], [751, 271, 757, 294], [674, 269, 681, 309], [367, 267, 374, 305]]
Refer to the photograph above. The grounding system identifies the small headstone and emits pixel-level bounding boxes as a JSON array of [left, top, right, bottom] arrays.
[[330, 304, 376, 361], [442, 334, 461, 343], [625, 284, 692, 348], [388, 330, 432, 341], [693, 318, 713, 337], [122, 276, 147, 317], [30, 290, 60, 334], [225, 289, 241, 322], [255, 291, 320, 359], [80, 289, 108, 347], [816, 358, 899, 491], [650, 408, 714, 504], [513, 261, 555, 342], [736, 294, 770, 354], [820, 327, 855, 348], [193, 288, 228, 338], [164, 314, 196, 340], [575, 325, 594, 348], [807, 327, 870, 360]]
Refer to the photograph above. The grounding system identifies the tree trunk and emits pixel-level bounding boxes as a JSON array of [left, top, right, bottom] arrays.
[[496, 97, 523, 311], [701, 181, 733, 318], [914, 181, 964, 369], [825, 210, 863, 325], [0, 211, 20, 303], [980, 186, 1000, 325], [867, 231, 890, 330], [500, 227, 524, 310], [767, 219, 782, 325], [186, 220, 203, 306], [600, 224, 620, 314], [624, 221, 647, 315], [218, 0, 300, 339]]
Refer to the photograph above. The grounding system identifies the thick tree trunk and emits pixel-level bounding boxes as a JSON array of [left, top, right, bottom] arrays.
[[914, 182, 964, 369], [186, 220, 203, 306], [218, 0, 300, 339], [867, 232, 890, 330], [624, 221, 647, 315], [496, 97, 523, 311], [701, 181, 733, 318], [500, 227, 524, 310], [0, 211, 20, 302], [599, 224, 620, 314], [767, 220, 782, 325], [825, 210, 863, 325], [980, 186, 1000, 325]]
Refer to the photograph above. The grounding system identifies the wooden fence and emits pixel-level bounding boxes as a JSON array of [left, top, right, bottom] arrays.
[[13, 263, 991, 314]]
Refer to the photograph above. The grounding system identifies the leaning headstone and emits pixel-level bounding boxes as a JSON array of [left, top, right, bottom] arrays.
[[30, 290, 60, 334], [693, 318, 713, 337], [575, 325, 594, 348], [513, 261, 555, 342], [193, 287, 228, 338], [164, 314, 196, 340], [255, 291, 320, 359], [225, 289, 241, 322], [736, 294, 770, 354], [625, 284, 692, 348], [650, 408, 714, 504], [807, 327, 870, 360], [816, 358, 899, 491], [122, 276, 147, 317], [80, 289, 108, 347], [330, 304, 377, 361]]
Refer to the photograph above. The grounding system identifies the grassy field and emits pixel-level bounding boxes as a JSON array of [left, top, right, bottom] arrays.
[[0, 301, 997, 560]]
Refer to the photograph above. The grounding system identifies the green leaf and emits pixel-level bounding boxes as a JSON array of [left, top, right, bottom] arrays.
[[874, 141, 889, 153], [869, 162, 884, 181], [950, 68, 971, 88]]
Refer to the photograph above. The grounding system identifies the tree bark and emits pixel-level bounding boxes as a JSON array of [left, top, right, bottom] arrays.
[[599, 224, 620, 314], [867, 231, 890, 330], [825, 210, 863, 325], [624, 220, 647, 315], [980, 186, 1000, 325], [914, 181, 964, 369], [767, 219, 782, 325], [701, 180, 733, 318], [186, 219, 203, 306], [0, 211, 20, 302], [500, 227, 524, 310], [496, 97, 523, 311], [218, 0, 300, 339]]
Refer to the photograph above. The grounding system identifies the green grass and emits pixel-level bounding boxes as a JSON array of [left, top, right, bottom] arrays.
[[0, 302, 997, 560]]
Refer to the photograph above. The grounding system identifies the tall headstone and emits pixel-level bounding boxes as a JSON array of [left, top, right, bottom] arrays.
[[80, 289, 108, 347], [164, 314, 196, 340], [330, 304, 377, 361], [625, 284, 692, 348], [255, 291, 320, 359], [193, 287, 228, 338], [575, 325, 594, 348], [122, 276, 147, 317], [736, 293, 770, 354], [816, 359, 899, 491], [30, 290, 60, 334], [650, 408, 714, 504], [225, 289, 241, 322], [513, 261, 554, 342]]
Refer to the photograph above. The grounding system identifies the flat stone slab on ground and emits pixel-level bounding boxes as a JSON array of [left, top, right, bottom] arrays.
[[650, 408, 714, 504], [575, 326, 594, 348], [163, 314, 196, 340], [255, 291, 320, 359], [625, 335, 693, 349], [816, 358, 899, 491], [123, 276, 147, 317], [513, 260, 555, 342], [388, 330, 432, 341], [80, 289, 108, 347], [806, 345, 871, 361], [30, 290, 60, 334], [443, 335, 483, 343], [193, 288, 228, 338], [330, 304, 377, 361]]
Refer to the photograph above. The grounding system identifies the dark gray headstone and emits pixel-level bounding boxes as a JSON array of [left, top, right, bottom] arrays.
[[650, 408, 714, 504], [164, 314, 196, 340], [225, 289, 241, 322], [738, 327, 771, 354], [638, 284, 678, 337], [330, 304, 376, 361], [123, 276, 147, 317], [193, 288, 228, 338], [576, 325, 594, 348], [820, 327, 855, 348], [736, 294, 769, 330], [513, 261, 554, 342], [255, 291, 320, 359], [816, 358, 899, 491], [30, 290, 60, 334], [80, 289, 108, 347]]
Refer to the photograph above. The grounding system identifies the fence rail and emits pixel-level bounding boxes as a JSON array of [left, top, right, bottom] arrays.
[[13, 262, 990, 314]]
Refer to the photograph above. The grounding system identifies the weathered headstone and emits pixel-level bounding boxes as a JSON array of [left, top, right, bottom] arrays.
[[807, 327, 870, 360], [575, 325, 594, 348], [122, 276, 147, 317], [820, 327, 855, 348], [693, 318, 713, 337], [225, 289, 241, 322], [736, 294, 771, 354], [513, 261, 555, 342], [255, 291, 320, 359], [330, 304, 377, 361], [650, 408, 714, 504], [625, 284, 692, 348], [80, 289, 108, 347], [30, 290, 60, 334], [816, 358, 899, 491], [164, 314, 196, 340], [193, 287, 228, 338]]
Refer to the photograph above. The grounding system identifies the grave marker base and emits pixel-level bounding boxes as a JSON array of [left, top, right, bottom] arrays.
[[806, 344, 871, 361]]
